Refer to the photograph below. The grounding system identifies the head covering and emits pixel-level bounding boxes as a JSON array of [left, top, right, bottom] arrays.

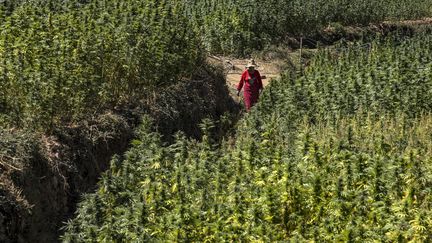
[[245, 59, 258, 68]]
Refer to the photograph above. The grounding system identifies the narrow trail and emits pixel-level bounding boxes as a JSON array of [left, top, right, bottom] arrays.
[[208, 55, 290, 104], [222, 58, 281, 88]]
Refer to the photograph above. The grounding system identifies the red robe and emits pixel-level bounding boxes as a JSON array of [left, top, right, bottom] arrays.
[[237, 69, 263, 111]]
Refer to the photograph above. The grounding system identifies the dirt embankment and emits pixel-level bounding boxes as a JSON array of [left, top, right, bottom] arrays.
[[0, 65, 239, 242], [1, 115, 133, 243]]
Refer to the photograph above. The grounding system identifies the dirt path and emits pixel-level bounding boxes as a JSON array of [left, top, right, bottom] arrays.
[[209, 56, 284, 88], [208, 55, 294, 105], [226, 59, 280, 87], [208, 56, 289, 104]]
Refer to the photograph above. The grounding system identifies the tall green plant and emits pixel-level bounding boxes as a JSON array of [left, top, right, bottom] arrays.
[[63, 33, 432, 241], [0, 0, 203, 130]]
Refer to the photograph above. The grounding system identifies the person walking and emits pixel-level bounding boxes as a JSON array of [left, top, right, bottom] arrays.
[[237, 59, 263, 111]]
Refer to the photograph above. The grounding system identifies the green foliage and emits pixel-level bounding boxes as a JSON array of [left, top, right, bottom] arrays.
[[63, 33, 432, 241], [0, 0, 203, 130], [256, 32, 432, 121], [2, 0, 431, 241], [183, 0, 432, 55], [1, 0, 431, 131]]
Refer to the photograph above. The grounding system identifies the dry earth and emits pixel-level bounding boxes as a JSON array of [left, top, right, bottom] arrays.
[[209, 56, 283, 88], [207, 55, 291, 103]]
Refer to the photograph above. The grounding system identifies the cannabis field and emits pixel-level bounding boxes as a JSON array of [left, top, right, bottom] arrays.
[[1, 0, 431, 130], [62, 31, 432, 241], [2, 0, 432, 242]]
